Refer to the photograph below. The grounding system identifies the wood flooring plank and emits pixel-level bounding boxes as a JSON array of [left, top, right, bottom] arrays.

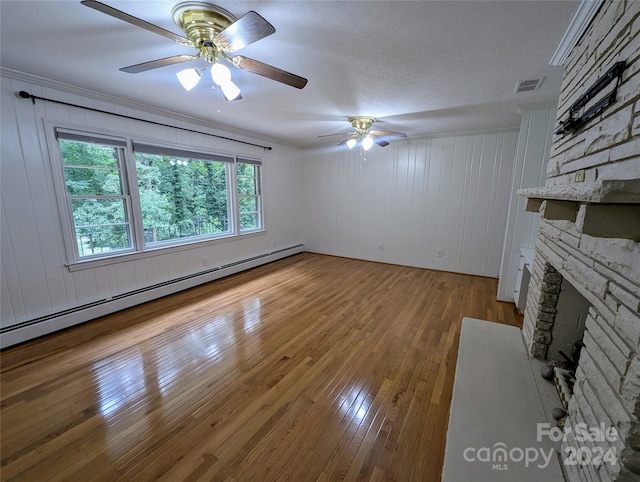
[[1, 253, 522, 481]]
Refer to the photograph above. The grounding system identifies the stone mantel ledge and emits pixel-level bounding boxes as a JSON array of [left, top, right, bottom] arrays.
[[518, 179, 640, 241], [517, 179, 640, 204]]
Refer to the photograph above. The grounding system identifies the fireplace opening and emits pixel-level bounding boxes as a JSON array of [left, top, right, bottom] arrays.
[[548, 278, 590, 364], [536, 271, 592, 416]]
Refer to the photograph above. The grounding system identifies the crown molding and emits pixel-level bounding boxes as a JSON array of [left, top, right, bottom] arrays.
[[0, 67, 297, 149], [549, 0, 604, 66], [413, 126, 521, 141], [516, 101, 558, 115]]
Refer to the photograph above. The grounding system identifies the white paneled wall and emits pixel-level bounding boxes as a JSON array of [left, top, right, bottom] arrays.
[[0, 73, 304, 341], [497, 106, 556, 302], [2, 69, 545, 346], [303, 131, 519, 277]]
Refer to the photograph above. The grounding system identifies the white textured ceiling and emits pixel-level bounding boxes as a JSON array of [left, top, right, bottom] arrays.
[[0, 0, 579, 148]]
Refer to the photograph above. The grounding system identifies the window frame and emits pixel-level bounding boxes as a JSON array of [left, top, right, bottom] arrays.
[[46, 122, 266, 270], [50, 128, 138, 262], [132, 141, 235, 248], [235, 157, 263, 233]]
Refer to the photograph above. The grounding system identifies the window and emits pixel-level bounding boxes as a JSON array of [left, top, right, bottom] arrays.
[[236, 158, 262, 232], [56, 131, 133, 259], [52, 128, 264, 264], [133, 143, 233, 246]]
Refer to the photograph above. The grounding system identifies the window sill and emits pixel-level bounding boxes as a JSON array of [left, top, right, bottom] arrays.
[[66, 229, 266, 272]]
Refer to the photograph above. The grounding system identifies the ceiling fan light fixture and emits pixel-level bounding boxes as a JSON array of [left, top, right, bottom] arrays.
[[210, 62, 232, 85], [220, 80, 241, 101], [362, 136, 374, 151], [176, 67, 202, 91], [319, 117, 406, 149], [210, 62, 241, 100]]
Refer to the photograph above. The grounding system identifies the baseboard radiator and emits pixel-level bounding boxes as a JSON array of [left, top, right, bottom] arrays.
[[0, 244, 304, 349]]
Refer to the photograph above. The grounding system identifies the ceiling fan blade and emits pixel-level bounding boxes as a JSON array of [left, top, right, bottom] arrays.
[[120, 54, 198, 74], [317, 131, 354, 138], [81, 0, 189, 45], [231, 56, 308, 89], [373, 137, 391, 147], [370, 130, 407, 138], [215, 11, 276, 52]]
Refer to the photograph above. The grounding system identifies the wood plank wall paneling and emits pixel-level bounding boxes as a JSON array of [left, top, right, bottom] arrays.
[[497, 107, 556, 302], [0, 253, 523, 481], [303, 132, 519, 278], [0, 74, 304, 332]]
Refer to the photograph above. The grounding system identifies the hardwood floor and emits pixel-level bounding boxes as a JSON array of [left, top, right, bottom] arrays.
[[1, 253, 522, 481]]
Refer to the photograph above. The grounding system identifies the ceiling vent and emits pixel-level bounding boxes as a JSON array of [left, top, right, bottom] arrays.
[[514, 77, 544, 94]]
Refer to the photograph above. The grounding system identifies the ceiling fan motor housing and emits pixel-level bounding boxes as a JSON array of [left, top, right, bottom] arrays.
[[172, 2, 237, 47], [349, 116, 375, 135]]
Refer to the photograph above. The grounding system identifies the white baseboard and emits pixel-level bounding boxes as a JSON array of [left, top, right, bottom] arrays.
[[0, 244, 304, 349]]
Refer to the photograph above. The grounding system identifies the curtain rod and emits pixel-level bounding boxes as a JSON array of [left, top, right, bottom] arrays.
[[18, 91, 272, 151]]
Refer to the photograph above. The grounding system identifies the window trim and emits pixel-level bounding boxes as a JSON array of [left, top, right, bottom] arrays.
[[65, 229, 267, 272], [236, 157, 263, 233], [45, 121, 266, 271], [133, 141, 235, 164], [55, 129, 137, 260], [133, 142, 235, 247], [46, 125, 135, 263]]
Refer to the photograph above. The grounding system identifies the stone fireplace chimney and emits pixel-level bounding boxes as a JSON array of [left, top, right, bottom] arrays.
[[519, 1, 639, 480]]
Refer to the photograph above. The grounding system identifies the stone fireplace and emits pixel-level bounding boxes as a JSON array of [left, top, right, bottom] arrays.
[[519, 1, 639, 480]]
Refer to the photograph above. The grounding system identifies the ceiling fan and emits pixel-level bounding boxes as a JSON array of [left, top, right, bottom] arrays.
[[81, 0, 308, 100], [319, 117, 407, 150]]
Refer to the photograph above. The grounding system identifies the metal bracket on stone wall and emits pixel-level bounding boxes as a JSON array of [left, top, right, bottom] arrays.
[[554, 60, 626, 136]]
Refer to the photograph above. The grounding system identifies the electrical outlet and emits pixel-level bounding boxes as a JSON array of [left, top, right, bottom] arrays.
[[378, 244, 384, 251], [437, 249, 444, 258], [575, 169, 586, 182]]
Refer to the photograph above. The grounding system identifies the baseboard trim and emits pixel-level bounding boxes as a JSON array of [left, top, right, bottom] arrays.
[[0, 244, 304, 349]]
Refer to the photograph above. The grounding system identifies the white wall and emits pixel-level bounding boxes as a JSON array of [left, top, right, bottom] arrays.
[[1, 71, 551, 346], [497, 106, 556, 302], [0, 73, 304, 341], [302, 132, 518, 277]]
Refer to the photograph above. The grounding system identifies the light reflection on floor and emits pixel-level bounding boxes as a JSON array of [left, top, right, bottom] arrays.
[[337, 383, 371, 426], [242, 298, 262, 334], [94, 352, 146, 418], [93, 300, 264, 419]]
